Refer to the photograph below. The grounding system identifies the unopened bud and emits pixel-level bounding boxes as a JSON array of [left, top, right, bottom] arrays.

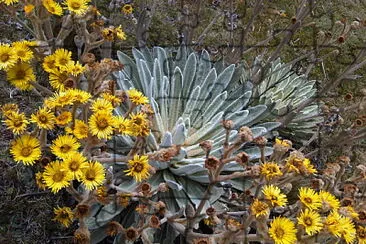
[[222, 120, 234, 130], [199, 140, 213, 152], [238, 126, 253, 142], [205, 156, 220, 170], [235, 152, 249, 165], [253, 136, 267, 147]]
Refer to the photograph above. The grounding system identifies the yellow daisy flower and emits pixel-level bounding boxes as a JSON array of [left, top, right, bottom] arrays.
[[62, 152, 88, 180], [1, 103, 18, 117], [297, 208, 323, 235], [114, 116, 132, 135], [100, 93, 122, 107], [50, 134, 80, 159], [42, 0, 63, 16], [30, 107, 56, 130], [268, 217, 297, 244], [121, 4, 133, 14], [260, 162, 283, 180], [124, 155, 151, 182], [298, 187, 322, 210], [319, 190, 340, 211], [55, 111, 72, 126], [10, 134, 42, 166], [0, 0, 19, 5], [65, 61, 85, 76], [53, 206, 74, 227], [90, 98, 114, 113], [80, 161, 105, 190], [6, 62, 36, 90], [69, 89, 91, 104], [53, 48, 73, 68], [127, 112, 150, 137], [45, 90, 75, 109], [0, 43, 17, 70], [72, 119, 89, 139], [262, 185, 288, 207], [24, 4, 35, 15], [339, 215, 356, 244], [42, 54, 57, 73], [4, 111, 29, 134], [88, 111, 115, 139], [43, 160, 73, 193], [127, 89, 149, 105], [250, 199, 269, 218], [49, 70, 70, 91], [115, 25, 127, 40], [63, 0, 91, 16], [324, 211, 342, 237], [12, 41, 33, 62]]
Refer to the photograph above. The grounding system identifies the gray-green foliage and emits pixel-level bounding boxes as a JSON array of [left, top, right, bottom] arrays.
[[86, 46, 321, 243]]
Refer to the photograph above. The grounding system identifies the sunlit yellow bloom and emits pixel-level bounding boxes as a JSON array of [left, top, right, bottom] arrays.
[[55, 111, 72, 126], [260, 162, 283, 180], [324, 211, 342, 237], [53, 206, 74, 227], [101, 93, 122, 107], [65, 61, 85, 76], [42, 0, 63, 16], [50, 134, 80, 159], [115, 25, 127, 40], [24, 4, 35, 14], [298, 187, 322, 210], [10, 134, 41, 165], [114, 116, 132, 135], [268, 217, 297, 244], [6, 62, 36, 90], [127, 89, 149, 105], [4, 111, 28, 134], [89, 111, 115, 139], [339, 215, 356, 244], [54, 48, 73, 68], [121, 4, 133, 14], [72, 119, 89, 139], [62, 152, 88, 180], [357, 226, 366, 244], [297, 208, 323, 235], [43, 160, 73, 193], [262, 185, 288, 207], [69, 89, 91, 104], [0, 0, 19, 5], [250, 199, 269, 218], [127, 112, 150, 137], [45, 90, 75, 109], [12, 41, 33, 62], [42, 54, 57, 73], [90, 98, 114, 113], [0, 43, 17, 70], [30, 107, 56, 130], [80, 161, 105, 190], [35, 172, 47, 190], [1, 103, 18, 117], [49, 70, 70, 91], [124, 155, 151, 182], [319, 190, 340, 211], [63, 0, 91, 15]]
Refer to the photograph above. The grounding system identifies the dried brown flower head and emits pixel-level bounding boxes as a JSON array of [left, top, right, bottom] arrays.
[[343, 183, 358, 197], [157, 183, 169, 192], [149, 215, 160, 228], [205, 156, 220, 170], [238, 126, 253, 142], [193, 237, 210, 244], [235, 152, 249, 165], [199, 140, 213, 152], [81, 53, 95, 64], [106, 221, 123, 236], [96, 186, 110, 205], [341, 197, 355, 206], [153, 201, 166, 216], [124, 227, 139, 242], [75, 204, 91, 219], [253, 136, 267, 147], [206, 207, 216, 216], [338, 155, 351, 165], [138, 182, 152, 195], [73, 226, 90, 244], [222, 120, 234, 130], [116, 193, 131, 207]]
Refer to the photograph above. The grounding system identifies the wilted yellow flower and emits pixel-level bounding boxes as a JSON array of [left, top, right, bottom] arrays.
[[4, 111, 28, 134], [121, 4, 133, 14], [53, 206, 74, 227], [10, 134, 42, 166], [124, 155, 151, 182], [127, 112, 150, 137], [43, 160, 73, 193], [250, 199, 269, 218], [268, 217, 297, 244], [6, 62, 36, 90], [80, 161, 105, 190], [297, 208, 323, 235], [319, 190, 340, 211], [115, 25, 127, 40], [50, 134, 80, 159], [30, 107, 56, 130], [298, 187, 322, 210], [55, 111, 72, 126], [262, 185, 288, 207]]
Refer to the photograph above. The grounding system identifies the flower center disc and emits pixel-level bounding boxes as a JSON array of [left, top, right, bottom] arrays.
[[53, 171, 65, 182], [1, 54, 9, 62], [275, 228, 285, 238], [97, 118, 108, 129], [21, 147, 32, 157], [60, 144, 71, 153], [85, 170, 95, 180]]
